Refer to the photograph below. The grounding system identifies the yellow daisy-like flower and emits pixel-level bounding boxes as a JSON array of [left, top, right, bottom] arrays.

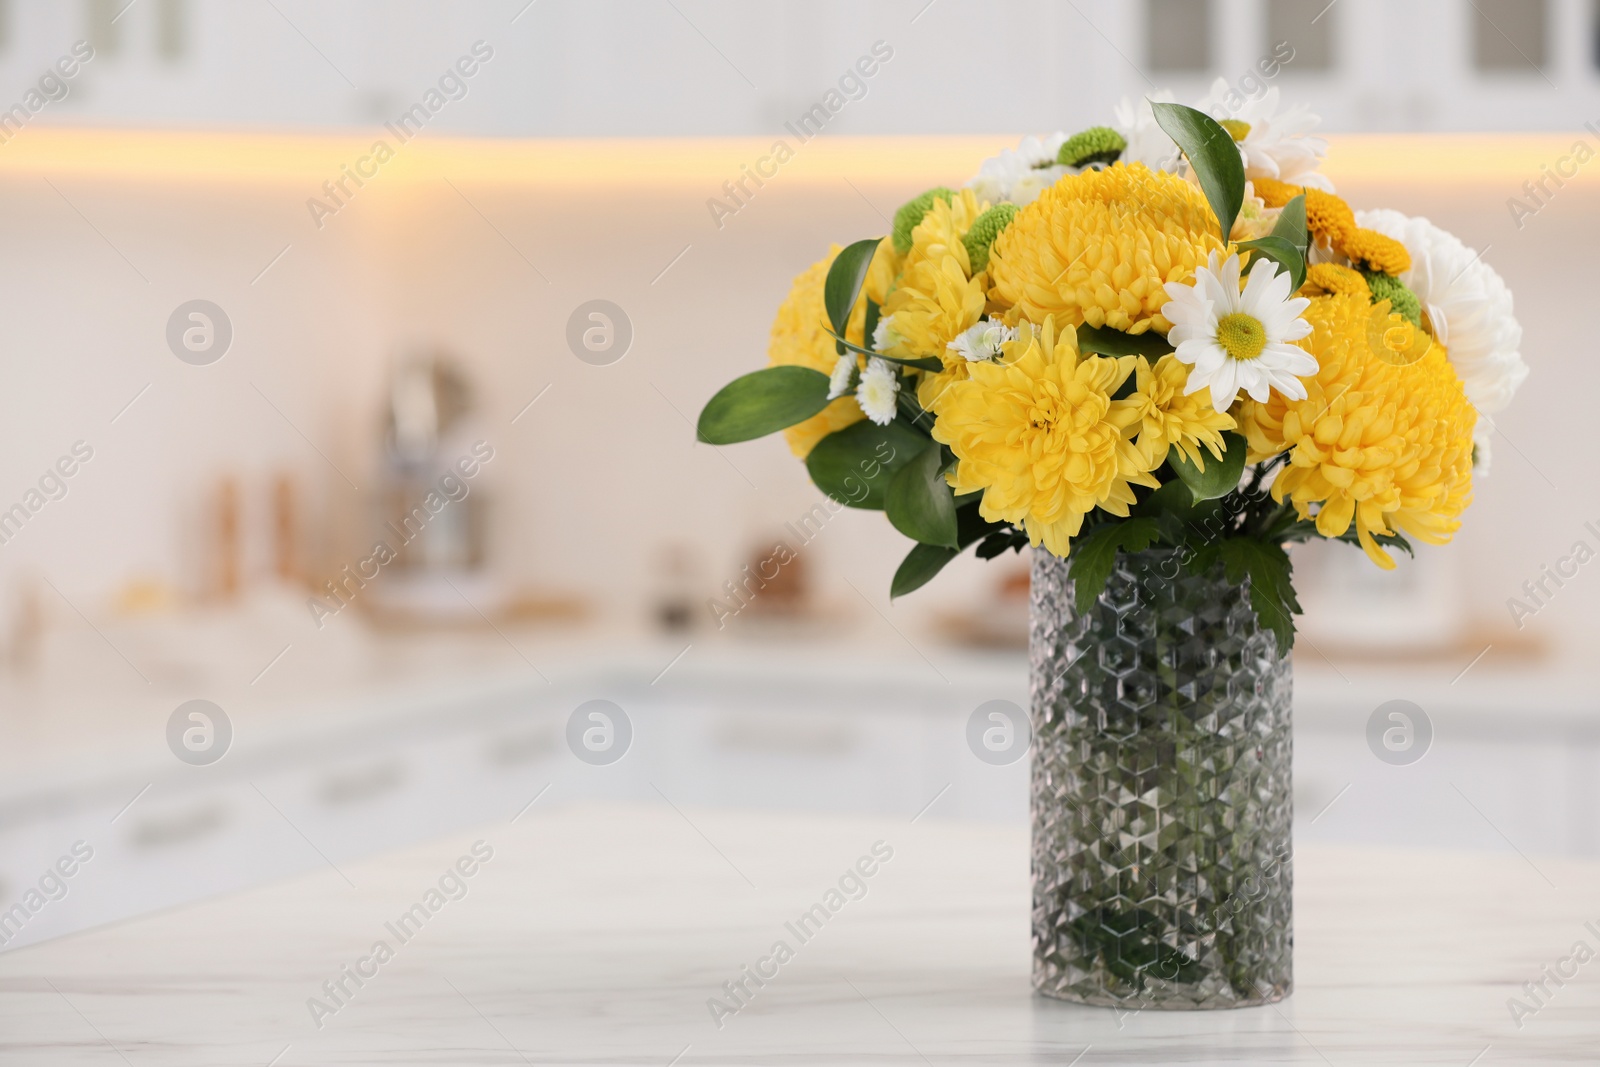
[[1302, 262, 1369, 299], [1236, 294, 1476, 569], [987, 162, 1227, 336], [930, 320, 1158, 557], [767, 246, 872, 458], [1124, 353, 1236, 471], [883, 189, 987, 354], [877, 189, 990, 408]]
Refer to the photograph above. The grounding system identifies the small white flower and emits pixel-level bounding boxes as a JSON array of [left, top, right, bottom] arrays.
[[1162, 252, 1316, 412], [1201, 78, 1333, 192], [855, 358, 899, 426], [1355, 208, 1527, 416], [872, 313, 904, 353], [947, 318, 1017, 362], [966, 133, 1069, 206], [826, 353, 856, 400], [1113, 91, 1182, 173]]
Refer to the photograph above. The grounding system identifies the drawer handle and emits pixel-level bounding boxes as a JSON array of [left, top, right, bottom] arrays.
[[316, 763, 404, 806], [129, 803, 229, 849]]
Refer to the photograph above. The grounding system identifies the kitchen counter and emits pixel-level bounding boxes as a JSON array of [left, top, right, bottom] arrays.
[[3, 802, 1597, 1064]]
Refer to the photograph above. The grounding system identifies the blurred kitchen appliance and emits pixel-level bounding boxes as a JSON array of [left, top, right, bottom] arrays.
[[363, 351, 499, 623]]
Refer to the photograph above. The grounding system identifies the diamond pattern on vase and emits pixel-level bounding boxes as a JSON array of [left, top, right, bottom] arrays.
[[1030, 548, 1293, 1009]]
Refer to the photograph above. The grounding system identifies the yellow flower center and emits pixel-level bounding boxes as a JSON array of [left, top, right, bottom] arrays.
[[1219, 119, 1251, 142], [1216, 313, 1266, 361]]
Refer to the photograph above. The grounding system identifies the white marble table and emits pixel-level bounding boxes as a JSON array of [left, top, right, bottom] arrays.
[[2, 802, 1597, 1064]]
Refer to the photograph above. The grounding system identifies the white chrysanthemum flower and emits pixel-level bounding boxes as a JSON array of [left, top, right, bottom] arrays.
[[947, 318, 1016, 363], [1113, 91, 1181, 172], [826, 353, 855, 400], [872, 313, 904, 353], [1355, 208, 1528, 416], [1200, 78, 1332, 192], [855, 358, 899, 425], [1162, 252, 1316, 412], [966, 133, 1069, 206]]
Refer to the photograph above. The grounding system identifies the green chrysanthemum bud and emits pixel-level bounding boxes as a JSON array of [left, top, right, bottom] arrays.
[[1363, 270, 1423, 328], [1057, 127, 1127, 168], [962, 203, 1019, 275], [1218, 118, 1252, 143], [892, 187, 955, 254]]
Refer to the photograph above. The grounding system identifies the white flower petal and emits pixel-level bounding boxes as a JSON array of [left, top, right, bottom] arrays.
[[827, 354, 856, 400], [1261, 342, 1317, 375]]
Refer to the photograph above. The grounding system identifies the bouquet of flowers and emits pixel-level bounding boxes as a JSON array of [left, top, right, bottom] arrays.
[[698, 86, 1526, 650]]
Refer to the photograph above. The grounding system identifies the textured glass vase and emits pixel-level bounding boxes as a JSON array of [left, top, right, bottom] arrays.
[[1029, 547, 1293, 1009]]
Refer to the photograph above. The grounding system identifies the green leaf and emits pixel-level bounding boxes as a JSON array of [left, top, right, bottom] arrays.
[[1199, 538, 1301, 654], [1134, 479, 1195, 543], [805, 419, 928, 510], [1272, 193, 1308, 255], [885, 445, 957, 547], [1235, 234, 1305, 293], [1133, 478, 1195, 520], [1066, 517, 1161, 615], [891, 543, 959, 599], [697, 366, 831, 445], [1169, 430, 1247, 502], [863, 298, 881, 356], [823, 238, 881, 344], [890, 504, 1009, 598], [1150, 102, 1246, 242], [975, 527, 1028, 560], [1076, 324, 1175, 359]]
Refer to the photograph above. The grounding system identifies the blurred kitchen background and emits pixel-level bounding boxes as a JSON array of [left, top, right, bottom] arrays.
[[0, 0, 1595, 950]]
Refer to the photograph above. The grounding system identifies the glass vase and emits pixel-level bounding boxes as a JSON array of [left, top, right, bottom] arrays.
[[1029, 547, 1293, 1010]]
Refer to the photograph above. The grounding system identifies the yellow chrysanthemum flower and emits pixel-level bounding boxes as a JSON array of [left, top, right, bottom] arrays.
[[1252, 178, 1411, 277], [1303, 262, 1369, 299], [767, 246, 872, 458], [1124, 353, 1236, 470], [883, 189, 986, 354], [876, 189, 990, 408], [930, 320, 1159, 557], [1254, 177, 1355, 247], [987, 162, 1227, 335], [1236, 294, 1476, 569], [1340, 228, 1412, 276]]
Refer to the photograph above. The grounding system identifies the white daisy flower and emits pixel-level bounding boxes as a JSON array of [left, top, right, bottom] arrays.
[[966, 133, 1069, 206], [872, 313, 904, 353], [1200, 78, 1333, 192], [826, 353, 856, 400], [947, 318, 1017, 363], [1162, 252, 1316, 412], [1355, 208, 1527, 416], [855, 358, 899, 426], [1112, 91, 1181, 173]]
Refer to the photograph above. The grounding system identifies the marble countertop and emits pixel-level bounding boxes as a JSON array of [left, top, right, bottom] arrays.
[[2, 802, 1598, 1065]]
